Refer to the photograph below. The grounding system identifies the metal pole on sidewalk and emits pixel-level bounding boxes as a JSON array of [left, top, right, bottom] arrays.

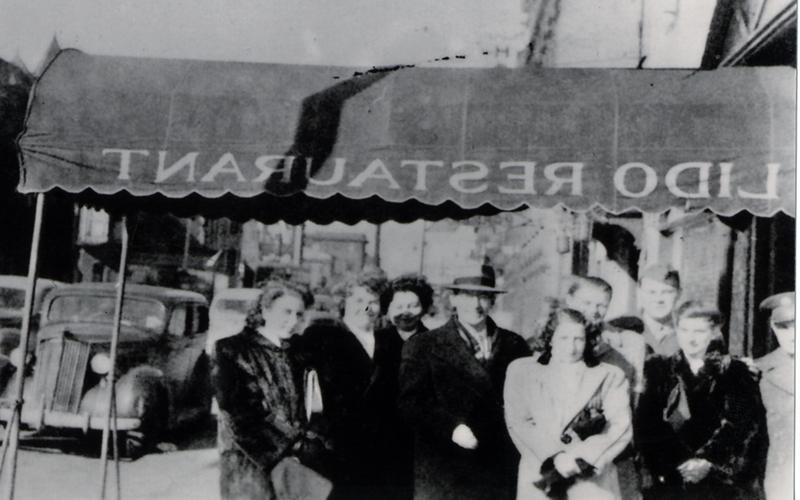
[[374, 223, 381, 268], [111, 384, 121, 500], [4, 193, 46, 500], [292, 224, 304, 266], [100, 216, 129, 500], [0, 410, 18, 475], [418, 221, 427, 275], [182, 218, 191, 270]]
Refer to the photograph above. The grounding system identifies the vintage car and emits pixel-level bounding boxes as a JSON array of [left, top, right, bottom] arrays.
[[0, 275, 64, 355], [0, 283, 212, 457], [206, 287, 261, 354]]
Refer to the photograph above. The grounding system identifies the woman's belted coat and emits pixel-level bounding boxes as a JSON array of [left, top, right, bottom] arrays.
[[504, 358, 633, 500]]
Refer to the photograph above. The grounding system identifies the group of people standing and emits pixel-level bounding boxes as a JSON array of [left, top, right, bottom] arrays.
[[211, 261, 794, 500]]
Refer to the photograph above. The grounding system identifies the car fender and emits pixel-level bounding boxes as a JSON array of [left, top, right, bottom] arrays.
[[80, 366, 168, 421], [115, 366, 169, 419]]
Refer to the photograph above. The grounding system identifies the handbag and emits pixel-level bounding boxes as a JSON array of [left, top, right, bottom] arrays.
[[559, 383, 607, 444], [231, 369, 332, 500], [560, 406, 606, 444], [269, 368, 331, 500], [228, 427, 333, 500], [270, 457, 332, 500]]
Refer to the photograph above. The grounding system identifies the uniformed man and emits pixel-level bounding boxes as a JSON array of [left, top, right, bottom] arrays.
[[756, 291, 794, 500], [637, 265, 681, 356]]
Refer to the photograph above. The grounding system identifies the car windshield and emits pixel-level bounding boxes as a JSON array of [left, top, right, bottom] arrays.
[[0, 288, 25, 310], [215, 298, 255, 315], [48, 295, 167, 331]]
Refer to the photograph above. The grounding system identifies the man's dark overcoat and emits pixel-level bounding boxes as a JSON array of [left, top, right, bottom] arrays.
[[635, 352, 768, 500], [398, 317, 531, 500], [373, 323, 428, 500], [300, 318, 413, 500]]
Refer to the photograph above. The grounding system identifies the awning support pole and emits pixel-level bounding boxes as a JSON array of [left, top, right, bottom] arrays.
[[99, 215, 128, 500], [182, 218, 191, 269], [292, 223, 304, 266], [374, 223, 381, 267], [418, 221, 427, 275], [0, 410, 18, 476], [111, 383, 121, 499], [3, 193, 45, 500]]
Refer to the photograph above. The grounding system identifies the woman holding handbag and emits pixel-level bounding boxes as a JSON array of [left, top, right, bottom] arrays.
[[504, 308, 632, 500], [212, 279, 332, 500]]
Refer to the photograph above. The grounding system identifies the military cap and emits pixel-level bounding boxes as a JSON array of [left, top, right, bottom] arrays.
[[760, 292, 795, 323], [638, 264, 681, 289]]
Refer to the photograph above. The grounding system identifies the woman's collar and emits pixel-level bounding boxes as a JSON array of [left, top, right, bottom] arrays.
[[343, 317, 374, 338]]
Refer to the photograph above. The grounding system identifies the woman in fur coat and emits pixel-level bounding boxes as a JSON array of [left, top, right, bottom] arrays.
[[504, 307, 632, 500], [635, 301, 768, 500], [213, 280, 331, 500]]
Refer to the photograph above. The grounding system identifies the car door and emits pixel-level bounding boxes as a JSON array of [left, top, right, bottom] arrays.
[[163, 302, 208, 410], [186, 303, 209, 353]]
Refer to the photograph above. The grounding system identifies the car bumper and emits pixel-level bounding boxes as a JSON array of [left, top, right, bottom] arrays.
[[0, 407, 141, 433]]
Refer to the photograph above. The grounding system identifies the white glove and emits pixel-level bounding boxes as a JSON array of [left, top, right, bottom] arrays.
[[451, 424, 478, 449], [677, 458, 712, 483], [553, 452, 581, 477]]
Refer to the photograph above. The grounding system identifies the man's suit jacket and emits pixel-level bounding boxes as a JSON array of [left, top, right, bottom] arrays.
[[398, 317, 531, 500]]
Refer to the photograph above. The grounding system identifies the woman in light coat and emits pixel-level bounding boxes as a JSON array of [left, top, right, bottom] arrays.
[[504, 308, 632, 500]]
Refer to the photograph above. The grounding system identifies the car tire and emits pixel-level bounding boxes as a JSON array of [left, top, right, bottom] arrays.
[[121, 430, 147, 460], [121, 385, 168, 459]]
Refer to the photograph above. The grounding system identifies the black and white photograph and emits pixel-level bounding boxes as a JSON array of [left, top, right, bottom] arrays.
[[0, 0, 795, 499]]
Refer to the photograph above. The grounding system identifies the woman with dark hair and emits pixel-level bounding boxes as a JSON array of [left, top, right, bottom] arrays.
[[212, 280, 330, 500], [504, 308, 632, 500], [300, 269, 404, 499], [365, 273, 435, 500], [380, 273, 435, 340], [635, 301, 768, 500]]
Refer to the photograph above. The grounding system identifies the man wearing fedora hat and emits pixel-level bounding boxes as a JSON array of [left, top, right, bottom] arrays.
[[398, 263, 531, 500], [756, 291, 794, 500]]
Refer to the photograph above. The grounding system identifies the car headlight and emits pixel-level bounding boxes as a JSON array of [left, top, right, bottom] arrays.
[[91, 353, 111, 375], [9, 347, 21, 368]]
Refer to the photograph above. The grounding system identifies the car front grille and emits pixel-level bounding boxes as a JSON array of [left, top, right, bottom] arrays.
[[0, 317, 19, 328], [34, 336, 91, 413]]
